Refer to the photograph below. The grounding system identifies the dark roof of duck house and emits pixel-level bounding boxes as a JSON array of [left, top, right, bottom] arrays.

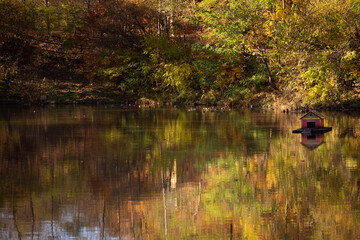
[[300, 110, 325, 120]]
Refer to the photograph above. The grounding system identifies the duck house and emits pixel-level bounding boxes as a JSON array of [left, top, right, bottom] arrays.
[[292, 110, 332, 134], [300, 110, 324, 128]]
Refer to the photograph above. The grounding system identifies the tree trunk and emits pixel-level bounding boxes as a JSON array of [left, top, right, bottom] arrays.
[[45, 0, 50, 34], [282, 0, 285, 11], [158, 0, 161, 35], [261, 56, 278, 90]]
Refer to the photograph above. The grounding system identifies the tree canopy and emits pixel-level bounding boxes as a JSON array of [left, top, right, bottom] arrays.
[[1, 0, 360, 108]]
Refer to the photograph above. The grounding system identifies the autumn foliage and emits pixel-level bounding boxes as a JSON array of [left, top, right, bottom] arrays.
[[1, 0, 360, 108]]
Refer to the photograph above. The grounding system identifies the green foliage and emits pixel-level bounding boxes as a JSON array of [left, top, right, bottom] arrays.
[[144, 35, 188, 61], [144, 35, 197, 101], [61, 2, 84, 36], [98, 49, 155, 98], [36, 5, 62, 33], [195, 0, 280, 92], [200, 89, 217, 105], [191, 44, 221, 89], [192, 40, 268, 105], [224, 87, 251, 105], [300, 51, 342, 105], [159, 62, 194, 94], [0, 0, 37, 37], [51, 90, 78, 103], [2, 0, 360, 107], [268, 0, 360, 106]]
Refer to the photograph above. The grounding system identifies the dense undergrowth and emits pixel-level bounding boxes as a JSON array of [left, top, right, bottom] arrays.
[[1, 0, 360, 109]]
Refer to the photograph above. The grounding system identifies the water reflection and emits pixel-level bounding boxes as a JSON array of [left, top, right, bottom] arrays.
[[300, 134, 325, 150], [0, 106, 360, 239]]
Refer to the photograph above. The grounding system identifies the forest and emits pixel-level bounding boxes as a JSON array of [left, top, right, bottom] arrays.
[[1, 0, 360, 108]]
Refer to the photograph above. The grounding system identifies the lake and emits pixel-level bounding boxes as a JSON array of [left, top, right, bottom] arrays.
[[0, 105, 359, 239]]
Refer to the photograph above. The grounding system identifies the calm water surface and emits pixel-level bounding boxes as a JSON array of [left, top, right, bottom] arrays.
[[0, 106, 360, 239]]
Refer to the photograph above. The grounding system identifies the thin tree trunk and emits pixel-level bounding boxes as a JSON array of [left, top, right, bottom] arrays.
[[193, 180, 201, 217], [45, 0, 50, 34], [116, 162, 121, 239], [252, 33, 279, 91], [30, 195, 35, 240], [282, 0, 285, 11], [13, 205, 22, 240], [101, 199, 105, 240], [261, 56, 278, 91], [158, 0, 161, 35], [12, 186, 22, 240], [161, 168, 168, 240]]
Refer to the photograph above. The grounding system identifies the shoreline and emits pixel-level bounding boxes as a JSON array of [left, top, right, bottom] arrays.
[[2, 96, 359, 114]]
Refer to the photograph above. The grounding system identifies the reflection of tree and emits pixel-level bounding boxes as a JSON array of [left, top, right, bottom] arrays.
[[1, 107, 360, 239], [12, 198, 21, 240]]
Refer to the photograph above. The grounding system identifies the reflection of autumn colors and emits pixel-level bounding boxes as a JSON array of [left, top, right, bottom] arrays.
[[0, 106, 360, 239]]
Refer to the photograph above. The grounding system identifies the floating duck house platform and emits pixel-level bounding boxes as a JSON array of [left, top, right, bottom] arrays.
[[292, 110, 332, 135]]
